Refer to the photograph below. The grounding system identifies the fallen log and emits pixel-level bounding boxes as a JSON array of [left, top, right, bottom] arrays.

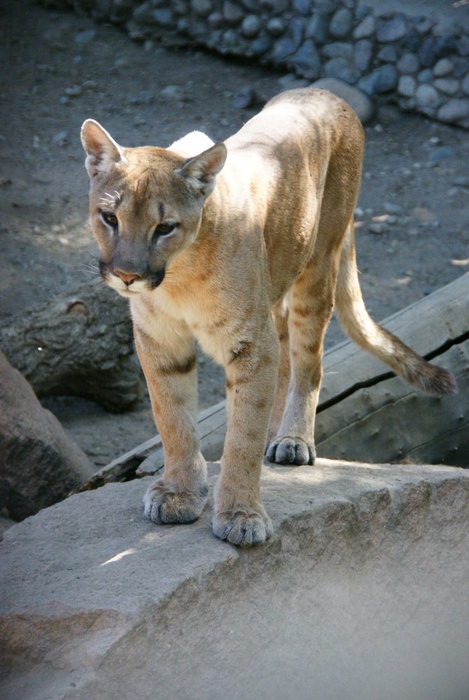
[[79, 273, 468, 488], [0, 284, 143, 412]]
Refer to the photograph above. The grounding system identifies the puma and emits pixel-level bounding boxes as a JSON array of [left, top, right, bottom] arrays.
[[81, 88, 456, 546]]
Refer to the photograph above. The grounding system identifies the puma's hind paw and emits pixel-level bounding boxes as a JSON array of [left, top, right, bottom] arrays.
[[266, 436, 316, 466], [212, 506, 273, 546], [143, 479, 208, 524]]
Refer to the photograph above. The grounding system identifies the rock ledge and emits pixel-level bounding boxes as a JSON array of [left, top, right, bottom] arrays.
[[1, 460, 469, 700]]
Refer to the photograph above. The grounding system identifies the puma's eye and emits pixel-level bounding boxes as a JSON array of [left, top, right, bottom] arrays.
[[154, 222, 177, 236], [101, 211, 118, 228]]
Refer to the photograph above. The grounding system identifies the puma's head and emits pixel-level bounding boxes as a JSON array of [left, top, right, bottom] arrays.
[[81, 119, 227, 297]]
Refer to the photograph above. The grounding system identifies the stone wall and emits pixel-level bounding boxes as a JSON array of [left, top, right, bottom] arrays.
[[43, 0, 469, 127]]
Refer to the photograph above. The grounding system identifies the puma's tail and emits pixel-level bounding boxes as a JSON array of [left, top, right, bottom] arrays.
[[334, 222, 457, 395]]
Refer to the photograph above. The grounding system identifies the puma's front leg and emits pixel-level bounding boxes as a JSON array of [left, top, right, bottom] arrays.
[[212, 321, 280, 546], [134, 318, 208, 525]]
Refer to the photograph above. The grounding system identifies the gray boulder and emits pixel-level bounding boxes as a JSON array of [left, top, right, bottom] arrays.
[[311, 77, 374, 124], [0, 350, 93, 521], [1, 461, 468, 699]]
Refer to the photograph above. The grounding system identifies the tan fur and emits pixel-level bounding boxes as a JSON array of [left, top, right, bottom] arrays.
[[81, 88, 456, 546]]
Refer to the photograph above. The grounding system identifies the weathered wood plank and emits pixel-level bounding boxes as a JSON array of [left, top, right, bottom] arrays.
[[316, 341, 468, 466]]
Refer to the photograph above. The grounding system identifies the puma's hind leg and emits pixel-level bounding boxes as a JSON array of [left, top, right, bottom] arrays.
[[267, 299, 291, 443], [266, 255, 339, 466]]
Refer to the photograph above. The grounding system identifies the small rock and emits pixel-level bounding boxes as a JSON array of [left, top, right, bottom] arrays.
[[64, 85, 82, 97], [289, 18, 304, 48], [74, 29, 96, 45], [160, 85, 188, 101], [324, 57, 360, 85], [322, 42, 354, 60], [271, 37, 297, 62], [267, 18, 285, 37], [311, 78, 374, 124], [232, 87, 257, 109], [437, 98, 469, 123], [114, 57, 129, 69], [418, 68, 433, 84], [249, 35, 271, 57], [433, 58, 454, 77], [223, 1, 243, 24], [415, 18, 434, 36], [360, 65, 398, 95], [376, 14, 407, 43], [369, 222, 387, 235], [305, 13, 329, 44], [329, 8, 353, 39], [52, 131, 68, 147], [289, 40, 321, 80], [398, 75, 417, 98], [434, 78, 460, 95], [293, 0, 311, 14], [191, 0, 212, 18], [241, 15, 261, 38], [373, 64, 398, 93], [396, 52, 420, 75], [415, 84, 440, 110], [377, 45, 398, 63], [453, 175, 469, 188], [419, 36, 437, 68], [354, 207, 365, 219], [353, 14, 375, 40], [354, 40, 373, 73], [153, 8, 173, 27], [384, 202, 403, 215]]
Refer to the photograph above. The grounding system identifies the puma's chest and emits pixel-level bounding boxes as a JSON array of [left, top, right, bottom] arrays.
[[130, 286, 237, 366]]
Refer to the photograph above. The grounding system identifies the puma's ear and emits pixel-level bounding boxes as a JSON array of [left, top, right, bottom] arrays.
[[81, 119, 126, 178], [177, 142, 227, 196]]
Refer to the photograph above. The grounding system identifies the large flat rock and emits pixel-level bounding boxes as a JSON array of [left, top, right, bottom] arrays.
[[1, 460, 469, 700]]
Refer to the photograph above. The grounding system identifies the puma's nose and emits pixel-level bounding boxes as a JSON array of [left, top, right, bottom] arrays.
[[113, 269, 142, 286]]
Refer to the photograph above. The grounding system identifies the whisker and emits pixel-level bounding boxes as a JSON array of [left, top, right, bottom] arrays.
[[88, 277, 103, 287], [79, 262, 100, 270]]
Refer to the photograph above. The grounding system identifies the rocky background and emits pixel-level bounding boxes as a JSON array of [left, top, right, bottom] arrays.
[[41, 0, 469, 128]]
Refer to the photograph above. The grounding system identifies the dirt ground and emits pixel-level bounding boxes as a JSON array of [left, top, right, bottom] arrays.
[[1, 0, 468, 469]]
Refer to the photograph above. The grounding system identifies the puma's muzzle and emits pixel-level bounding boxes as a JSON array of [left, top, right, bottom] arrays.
[[99, 259, 165, 295]]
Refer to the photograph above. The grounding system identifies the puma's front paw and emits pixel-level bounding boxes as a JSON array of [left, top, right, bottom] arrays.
[[143, 479, 208, 524], [212, 505, 273, 547], [266, 436, 316, 466]]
